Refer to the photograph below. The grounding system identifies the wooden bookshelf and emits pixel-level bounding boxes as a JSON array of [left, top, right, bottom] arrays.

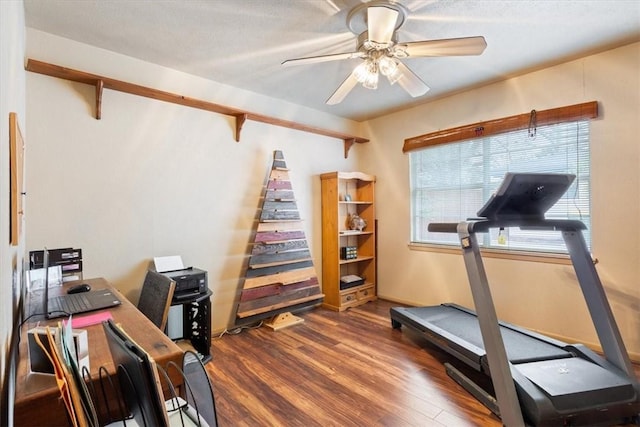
[[320, 171, 376, 311]]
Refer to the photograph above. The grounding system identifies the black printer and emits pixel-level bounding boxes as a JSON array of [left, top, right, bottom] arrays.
[[162, 267, 207, 301]]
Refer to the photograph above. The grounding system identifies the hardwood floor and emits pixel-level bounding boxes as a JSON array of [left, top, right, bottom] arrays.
[[206, 300, 502, 426]]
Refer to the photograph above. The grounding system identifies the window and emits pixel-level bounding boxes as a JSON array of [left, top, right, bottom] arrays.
[[410, 120, 591, 253]]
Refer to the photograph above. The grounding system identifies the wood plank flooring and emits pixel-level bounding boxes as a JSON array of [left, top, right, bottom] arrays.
[[206, 300, 502, 426]]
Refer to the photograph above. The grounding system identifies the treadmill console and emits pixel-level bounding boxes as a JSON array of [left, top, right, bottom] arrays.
[[476, 172, 575, 220]]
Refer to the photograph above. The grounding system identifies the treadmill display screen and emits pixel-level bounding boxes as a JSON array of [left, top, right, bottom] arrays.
[[476, 173, 575, 220]]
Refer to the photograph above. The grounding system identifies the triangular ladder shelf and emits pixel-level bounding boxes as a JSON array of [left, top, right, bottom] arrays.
[[236, 150, 324, 330]]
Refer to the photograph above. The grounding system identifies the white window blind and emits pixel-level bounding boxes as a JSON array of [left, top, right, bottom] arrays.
[[410, 120, 591, 253]]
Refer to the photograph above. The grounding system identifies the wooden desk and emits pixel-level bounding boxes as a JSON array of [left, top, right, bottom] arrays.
[[14, 277, 184, 426]]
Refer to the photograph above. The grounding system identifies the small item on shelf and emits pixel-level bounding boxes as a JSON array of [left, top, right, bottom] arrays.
[[340, 246, 357, 260], [340, 274, 364, 290], [349, 213, 367, 231]]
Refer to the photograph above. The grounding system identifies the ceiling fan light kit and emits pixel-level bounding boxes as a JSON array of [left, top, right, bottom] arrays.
[[353, 60, 379, 89], [283, 0, 487, 105]]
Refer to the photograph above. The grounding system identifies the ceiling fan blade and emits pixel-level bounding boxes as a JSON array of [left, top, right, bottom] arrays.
[[397, 36, 487, 57], [395, 62, 430, 98], [282, 51, 363, 67], [367, 6, 398, 45], [326, 71, 359, 105]]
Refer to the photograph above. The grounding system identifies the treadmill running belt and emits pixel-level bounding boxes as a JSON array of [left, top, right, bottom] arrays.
[[393, 305, 570, 366]]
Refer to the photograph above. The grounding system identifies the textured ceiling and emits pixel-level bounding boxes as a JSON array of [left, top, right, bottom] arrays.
[[24, 0, 640, 121]]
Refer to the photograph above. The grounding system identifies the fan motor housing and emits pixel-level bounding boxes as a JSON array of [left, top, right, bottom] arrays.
[[347, 0, 408, 36]]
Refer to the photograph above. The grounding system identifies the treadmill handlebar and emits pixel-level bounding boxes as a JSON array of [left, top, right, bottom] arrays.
[[428, 219, 587, 234], [427, 222, 458, 233]]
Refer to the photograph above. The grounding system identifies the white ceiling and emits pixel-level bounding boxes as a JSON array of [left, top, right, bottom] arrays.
[[24, 0, 640, 122]]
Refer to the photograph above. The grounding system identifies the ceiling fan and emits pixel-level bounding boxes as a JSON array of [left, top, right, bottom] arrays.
[[282, 0, 487, 105]]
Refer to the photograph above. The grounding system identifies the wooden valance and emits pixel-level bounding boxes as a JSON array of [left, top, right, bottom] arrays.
[[25, 59, 369, 158], [403, 101, 598, 153]]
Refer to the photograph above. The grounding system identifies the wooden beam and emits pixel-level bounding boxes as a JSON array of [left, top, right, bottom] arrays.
[[242, 267, 316, 290], [237, 294, 323, 318], [25, 59, 369, 152], [244, 260, 314, 278], [403, 101, 598, 153], [239, 277, 319, 302], [238, 284, 321, 312]]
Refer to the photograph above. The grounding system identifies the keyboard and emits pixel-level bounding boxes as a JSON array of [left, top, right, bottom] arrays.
[[49, 294, 91, 314]]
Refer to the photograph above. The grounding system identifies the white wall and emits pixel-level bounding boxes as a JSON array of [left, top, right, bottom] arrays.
[[25, 29, 367, 332], [0, 0, 26, 423], [366, 42, 640, 357]]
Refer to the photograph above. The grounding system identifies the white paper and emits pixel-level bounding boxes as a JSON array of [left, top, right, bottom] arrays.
[[27, 265, 63, 291], [154, 255, 184, 273]]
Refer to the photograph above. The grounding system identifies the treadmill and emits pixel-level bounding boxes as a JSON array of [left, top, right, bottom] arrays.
[[390, 173, 640, 426]]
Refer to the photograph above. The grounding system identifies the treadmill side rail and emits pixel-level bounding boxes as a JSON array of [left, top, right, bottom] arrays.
[[563, 230, 637, 379], [457, 221, 526, 427]]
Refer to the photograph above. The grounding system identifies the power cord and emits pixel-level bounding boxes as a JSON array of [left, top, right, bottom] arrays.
[[19, 310, 70, 328], [213, 321, 263, 339]]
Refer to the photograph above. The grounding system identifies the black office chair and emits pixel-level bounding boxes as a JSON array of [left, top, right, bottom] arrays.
[[137, 270, 176, 331]]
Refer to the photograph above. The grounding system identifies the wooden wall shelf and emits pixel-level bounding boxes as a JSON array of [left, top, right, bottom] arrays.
[[26, 59, 369, 158]]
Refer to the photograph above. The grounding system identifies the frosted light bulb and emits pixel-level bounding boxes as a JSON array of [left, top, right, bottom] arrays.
[[379, 56, 397, 76]]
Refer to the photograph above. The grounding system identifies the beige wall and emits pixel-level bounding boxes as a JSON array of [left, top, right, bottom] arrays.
[[365, 42, 640, 357], [1, 0, 26, 423], [24, 29, 368, 333]]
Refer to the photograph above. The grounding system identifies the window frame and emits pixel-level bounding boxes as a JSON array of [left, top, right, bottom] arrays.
[[404, 101, 598, 262]]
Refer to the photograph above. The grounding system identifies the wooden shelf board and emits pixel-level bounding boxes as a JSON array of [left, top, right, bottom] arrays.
[[26, 59, 369, 156], [251, 238, 307, 245], [249, 257, 313, 269], [338, 255, 374, 265], [339, 230, 374, 236], [339, 282, 374, 294]]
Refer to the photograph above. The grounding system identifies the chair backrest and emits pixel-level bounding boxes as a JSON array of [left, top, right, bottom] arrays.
[[137, 270, 176, 331]]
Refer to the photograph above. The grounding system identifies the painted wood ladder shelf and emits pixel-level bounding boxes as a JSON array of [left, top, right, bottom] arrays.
[[25, 59, 369, 158]]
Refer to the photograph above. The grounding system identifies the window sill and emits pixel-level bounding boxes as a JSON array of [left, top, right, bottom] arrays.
[[408, 242, 572, 265]]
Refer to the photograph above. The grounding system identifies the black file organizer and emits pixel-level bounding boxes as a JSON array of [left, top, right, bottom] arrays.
[[85, 320, 218, 427], [29, 247, 83, 281]]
